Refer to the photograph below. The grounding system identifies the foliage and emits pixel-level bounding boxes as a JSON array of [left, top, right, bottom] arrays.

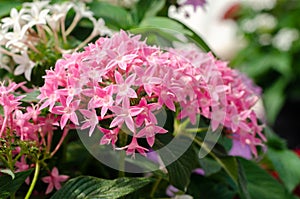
[[231, 0, 300, 124], [0, 0, 299, 199]]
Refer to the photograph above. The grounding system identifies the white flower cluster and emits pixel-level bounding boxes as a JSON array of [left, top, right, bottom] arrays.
[[0, 0, 111, 81]]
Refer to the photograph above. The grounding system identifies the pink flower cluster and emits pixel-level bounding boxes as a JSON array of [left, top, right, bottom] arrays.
[[0, 81, 58, 141], [0, 81, 69, 194], [38, 30, 265, 157]]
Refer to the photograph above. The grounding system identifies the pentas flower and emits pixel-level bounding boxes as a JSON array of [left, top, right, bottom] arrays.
[[39, 30, 266, 158], [0, 81, 69, 191], [42, 167, 69, 195]]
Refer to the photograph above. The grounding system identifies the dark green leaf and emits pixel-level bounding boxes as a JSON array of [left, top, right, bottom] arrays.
[[267, 148, 300, 192], [0, 169, 15, 179], [0, 169, 33, 198], [237, 159, 251, 199], [239, 158, 294, 199], [88, 1, 133, 30], [265, 126, 287, 150], [154, 135, 199, 191], [194, 137, 239, 184], [199, 157, 221, 176], [50, 176, 152, 199], [131, 0, 166, 23], [187, 170, 237, 199]]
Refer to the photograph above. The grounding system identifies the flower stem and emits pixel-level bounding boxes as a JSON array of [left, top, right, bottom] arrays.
[[50, 126, 68, 157], [25, 161, 40, 199], [118, 131, 128, 177], [185, 127, 208, 133], [150, 176, 162, 198]]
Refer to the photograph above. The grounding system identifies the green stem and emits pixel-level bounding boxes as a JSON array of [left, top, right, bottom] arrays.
[[119, 151, 125, 177], [185, 127, 208, 133], [25, 162, 40, 199], [10, 193, 15, 199], [118, 132, 128, 177], [150, 177, 162, 198]]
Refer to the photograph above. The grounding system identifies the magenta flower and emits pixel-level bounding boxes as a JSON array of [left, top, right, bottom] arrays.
[[42, 167, 69, 194]]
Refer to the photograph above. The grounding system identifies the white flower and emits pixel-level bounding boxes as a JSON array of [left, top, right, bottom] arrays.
[[1, 8, 24, 29], [21, 5, 50, 27], [23, 0, 50, 11], [73, 2, 93, 20], [272, 28, 299, 51], [13, 52, 35, 81], [0, 53, 12, 72], [91, 18, 113, 36], [245, 0, 277, 11], [4, 23, 27, 49], [46, 2, 73, 31]]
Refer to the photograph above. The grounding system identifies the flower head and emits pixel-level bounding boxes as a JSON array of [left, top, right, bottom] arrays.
[[39, 31, 265, 158], [42, 167, 69, 194]]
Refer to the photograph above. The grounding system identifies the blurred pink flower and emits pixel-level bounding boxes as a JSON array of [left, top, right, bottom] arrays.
[[42, 167, 69, 194]]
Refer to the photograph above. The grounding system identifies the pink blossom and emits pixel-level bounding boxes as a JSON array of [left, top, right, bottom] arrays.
[[98, 126, 119, 146], [109, 99, 143, 132], [86, 85, 113, 118], [80, 109, 98, 136], [37, 31, 266, 157], [42, 167, 69, 194], [135, 98, 161, 126], [113, 71, 137, 105], [136, 122, 167, 147], [52, 96, 80, 129], [117, 137, 149, 158], [15, 156, 31, 184]]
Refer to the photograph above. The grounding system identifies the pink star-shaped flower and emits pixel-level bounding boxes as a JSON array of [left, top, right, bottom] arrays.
[[42, 167, 69, 194]]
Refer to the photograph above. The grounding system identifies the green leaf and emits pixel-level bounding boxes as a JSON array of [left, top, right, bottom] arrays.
[[237, 159, 251, 199], [50, 176, 152, 199], [139, 17, 192, 35], [0, 1, 22, 18], [199, 157, 221, 176], [0, 169, 33, 198], [267, 148, 300, 192], [135, 17, 214, 54], [171, 18, 215, 54], [263, 78, 288, 124], [194, 137, 239, 184], [17, 89, 40, 103], [88, 1, 133, 30], [154, 135, 199, 191], [187, 170, 237, 199], [130, 27, 182, 48], [0, 169, 15, 179], [239, 158, 294, 199], [131, 0, 166, 23], [264, 126, 287, 150]]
